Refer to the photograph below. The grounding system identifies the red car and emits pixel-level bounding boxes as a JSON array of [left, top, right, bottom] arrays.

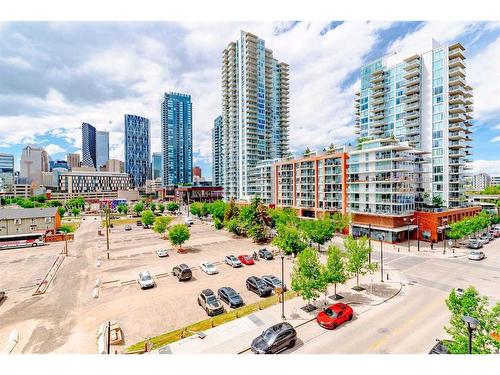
[[316, 303, 353, 329], [238, 255, 255, 265]]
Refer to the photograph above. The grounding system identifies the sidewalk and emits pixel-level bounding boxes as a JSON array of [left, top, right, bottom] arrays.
[[155, 272, 404, 354]]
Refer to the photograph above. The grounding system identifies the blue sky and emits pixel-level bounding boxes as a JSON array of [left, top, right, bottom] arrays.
[[0, 21, 499, 177]]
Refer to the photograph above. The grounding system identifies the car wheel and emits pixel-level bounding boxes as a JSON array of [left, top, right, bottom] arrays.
[[288, 340, 296, 349], [197, 299, 201, 306], [348, 314, 353, 321]]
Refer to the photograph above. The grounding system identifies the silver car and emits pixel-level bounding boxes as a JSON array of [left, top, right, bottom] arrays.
[[137, 271, 156, 289], [200, 261, 218, 275], [468, 251, 485, 261], [225, 255, 242, 268]]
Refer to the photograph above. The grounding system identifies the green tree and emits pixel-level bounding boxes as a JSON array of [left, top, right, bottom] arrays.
[[432, 195, 444, 207], [141, 209, 155, 227], [59, 224, 75, 233], [47, 200, 62, 207], [206, 200, 226, 222], [290, 247, 326, 307], [322, 245, 348, 300], [153, 216, 172, 239], [71, 207, 80, 217], [344, 235, 375, 289], [66, 197, 85, 210], [223, 198, 239, 222], [149, 202, 156, 212], [157, 203, 165, 213], [57, 206, 66, 217], [247, 223, 267, 243], [190, 202, 207, 219], [444, 287, 500, 354], [116, 203, 128, 215], [300, 215, 335, 250], [166, 201, 179, 213], [133, 202, 144, 216], [272, 223, 307, 255], [225, 218, 242, 236], [213, 217, 223, 230], [168, 224, 190, 251], [268, 207, 298, 228]]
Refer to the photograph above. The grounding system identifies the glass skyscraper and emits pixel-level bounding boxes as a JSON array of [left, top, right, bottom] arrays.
[[354, 40, 473, 208], [82, 122, 97, 168], [221, 30, 289, 201], [96, 130, 110, 169], [161, 92, 193, 186], [152, 152, 162, 181], [124, 114, 151, 188], [0, 153, 14, 192], [212, 115, 223, 187]]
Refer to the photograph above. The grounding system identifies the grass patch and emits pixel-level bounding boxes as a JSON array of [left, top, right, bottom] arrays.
[[124, 290, 299, 353], [109, 218, 138, 226], [60, 220, 80, 232]]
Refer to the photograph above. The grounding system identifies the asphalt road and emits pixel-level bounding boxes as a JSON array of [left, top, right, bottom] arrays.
[[289, 239, 500, 354]]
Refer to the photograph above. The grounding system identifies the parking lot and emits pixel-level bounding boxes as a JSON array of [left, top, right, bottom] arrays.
[[85, 217, 294, 349]]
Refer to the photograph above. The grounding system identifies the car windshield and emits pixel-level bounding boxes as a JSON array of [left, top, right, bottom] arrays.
[[229, 256, 237, 261], [256, 280, 267, 288], [142, 275, 151, 281], [262, 328, 276, 343], [324, 308, 338, 318], [204, 263, 213, 268], [244, 255, 251, 260], [270, 277, 280, 285], [207, 296, 218, 304]]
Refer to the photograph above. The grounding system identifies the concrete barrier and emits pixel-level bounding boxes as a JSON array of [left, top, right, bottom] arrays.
[[2, 330, 19, 354]]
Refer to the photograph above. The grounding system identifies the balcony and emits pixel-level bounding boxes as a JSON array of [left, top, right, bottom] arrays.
[[371, 71, 385, 84], [449, 113, 466, 122], [406, 84, 420, 95], [449, 66, 466, 77], [449, 131, 466, 140], [449, 140, 466, 149], [449, 47, 465, 60], [449, 104, 466, 113], [371, 89, 385, 98], [404, 54, 420, 70], [406, 102, 420, 112], [371, 96, 384, 106], [405, 119, 420, 127], [449, 76, 466, 86], [405, 77, 420, 87], [449, 57, 466, 69], [449, 95, 465, 104], [404, 68, 420, 79], [406, 111, 420, 120], [404, 94, 420, 104]]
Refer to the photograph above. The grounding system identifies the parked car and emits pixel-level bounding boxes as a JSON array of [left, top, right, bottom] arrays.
[[184, 217, 194, 226], [137, 271, 155, 289], [467, 240, 483, 249], [479, 233, 492, 244], [156, 249, 169, 258], [173, 264, 192, 281], [261, 275, 287, 292], [429, 340, 449, 354], [225, 255, 242, 268], [197, 289, 224, 316], [238, 254, 255, 266], [246, 276, 273, 297], [468, 250, 485, 261], [316, 303, 353, 330], [489, 229, 500, 238], [455, 288, 465, 297], [258, 248, 274, 260], [200, 261, 218, 275], [136, 220, 143, 227], [251, 322, 297, 354], [0, 291, 5, 303], [217, 287, 244, 308], [124, 225, 132, 231]]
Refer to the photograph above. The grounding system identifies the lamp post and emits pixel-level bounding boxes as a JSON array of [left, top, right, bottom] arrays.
[[462, 315, 480, 354], [280, 252, 285, 320], [417, 217, 421, 252], [378, 233, 384, 282], [368, 223, 372, 265], [442, 218, 448, 255], [404, 217, 414, 252]]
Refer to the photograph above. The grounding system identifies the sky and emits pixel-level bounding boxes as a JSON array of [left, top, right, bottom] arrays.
[[0, 21, 499, 178]]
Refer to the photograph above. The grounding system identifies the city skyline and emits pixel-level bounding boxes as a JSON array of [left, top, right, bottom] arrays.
[[0, 22, 499, 179]]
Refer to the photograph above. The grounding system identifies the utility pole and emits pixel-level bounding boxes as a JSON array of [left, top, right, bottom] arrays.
[[105, 203, 110, 259], [368, 223, 372, 265]]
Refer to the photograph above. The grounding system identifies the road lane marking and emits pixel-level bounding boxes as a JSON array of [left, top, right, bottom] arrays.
[[368, 296, 444, 351]]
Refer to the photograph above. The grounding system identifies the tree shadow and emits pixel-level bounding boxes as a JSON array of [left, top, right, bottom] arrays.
[[335, 291, 374, 305], [360, 282, 400, 299]]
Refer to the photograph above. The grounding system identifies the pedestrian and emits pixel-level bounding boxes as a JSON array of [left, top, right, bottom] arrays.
[[430, 242, 434, 251]]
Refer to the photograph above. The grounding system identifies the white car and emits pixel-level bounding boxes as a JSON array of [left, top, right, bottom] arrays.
[[156, 249, 169, 258], [224, 255, 242, 268], [200, 261, 218, 275], [468, 250, 485, 261], [137, 271, 155, 289], [184, 217, 194, 226]]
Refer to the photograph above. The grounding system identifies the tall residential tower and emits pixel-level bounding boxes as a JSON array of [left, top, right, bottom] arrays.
[[354, 40, 473, 208], [161, 92, 193, 186], [96, 130, 110, 169], [212, 115, 223, 187], [221, 30, 289, 200], [81, 122, 97, 168], [124, 114, 151, 188]]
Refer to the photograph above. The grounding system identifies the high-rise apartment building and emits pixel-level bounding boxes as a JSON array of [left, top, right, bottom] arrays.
[[222, 30, 289, 201], [0, 153, 15, 192], [472, 173, 491, 191], [20, 146, 49, 186], [152, 152, 162, 181], [354, 40, 473, 208], [67, 153, 81, 170], [82, 122, 97, 168], [124, 114, 151, 188], [96, 130, 110, 169], [161, 92, 193, 186], [212, 115, 223, 187]]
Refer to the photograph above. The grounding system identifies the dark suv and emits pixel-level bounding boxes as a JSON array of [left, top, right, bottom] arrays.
[[197, 289, 224, 316], [251, 322, 297, 354], [258, 248, 274, 260], [172, 264, 192, 281], [218, 287, 244, 308], [246, 276, 273, 297]]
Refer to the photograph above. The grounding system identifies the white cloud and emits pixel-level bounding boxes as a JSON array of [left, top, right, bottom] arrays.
[[0, 56, 32, 70], [472, 160, 500, 176], [491, 136, 500, 143], [44, 143, 65, 156]]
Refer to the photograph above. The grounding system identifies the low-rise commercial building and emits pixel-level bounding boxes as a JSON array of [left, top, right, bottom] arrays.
[[0, 207, 60, 238], [58, 170, 130, 194]]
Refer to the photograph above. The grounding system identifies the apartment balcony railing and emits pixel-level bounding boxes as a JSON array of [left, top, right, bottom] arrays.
[[449, 113, 466, 122], [449, 95, 465, 104], [449, 66, 466, 77], [449, 76, 467, 86], [449, 104, 466, 113], [449, 57, 466, 69], [449, 47, 466, 60]]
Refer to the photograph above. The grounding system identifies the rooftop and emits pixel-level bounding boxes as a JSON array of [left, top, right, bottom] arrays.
[[0, 207, 57, 220]]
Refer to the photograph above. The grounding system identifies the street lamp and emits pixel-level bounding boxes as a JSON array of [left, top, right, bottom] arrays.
[[462, 315, 480, 354], [280, 252, 285, 320], [378, 233, 384, 282], [417, 217, 421, 252], [368, 223, 372, 265], [442, 218, 448, 255], [403, 217, 414, 252]]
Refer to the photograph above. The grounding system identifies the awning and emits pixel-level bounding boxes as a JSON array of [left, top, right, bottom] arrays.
[[352, 223, 418, 233]]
